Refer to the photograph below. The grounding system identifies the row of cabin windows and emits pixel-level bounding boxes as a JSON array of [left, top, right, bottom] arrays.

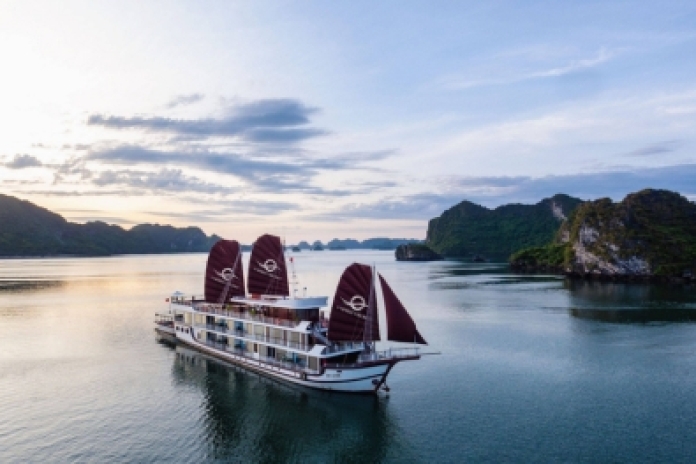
[[203, 319, 307, 345], [196, 329, 320, 371]]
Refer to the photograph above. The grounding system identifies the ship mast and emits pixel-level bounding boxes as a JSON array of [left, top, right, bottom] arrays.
[[363, 264, 376, 352]]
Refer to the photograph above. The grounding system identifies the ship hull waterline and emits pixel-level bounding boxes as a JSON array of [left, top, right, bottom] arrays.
[[158, 326, 416, 394]]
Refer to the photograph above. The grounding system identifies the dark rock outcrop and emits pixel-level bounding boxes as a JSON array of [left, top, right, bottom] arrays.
[[395, 243, 443, 261]]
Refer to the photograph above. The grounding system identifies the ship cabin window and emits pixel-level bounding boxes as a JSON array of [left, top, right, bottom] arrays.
[[253, 343, 258, 353], [267, 347, 276, 358], [309, 357, 318, 371]]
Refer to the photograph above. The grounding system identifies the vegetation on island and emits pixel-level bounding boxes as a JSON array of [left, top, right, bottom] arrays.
[[509, 189, 696, 279], [0, 194, 221, 257], [426, 194, 583, 260], [509, 243, 570, 271]]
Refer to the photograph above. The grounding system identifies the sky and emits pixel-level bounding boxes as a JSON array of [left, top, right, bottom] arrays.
[[1, 1, 695, 243]]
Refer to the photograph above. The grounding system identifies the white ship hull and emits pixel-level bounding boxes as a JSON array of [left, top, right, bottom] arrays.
[[171, 327, 394, 393]]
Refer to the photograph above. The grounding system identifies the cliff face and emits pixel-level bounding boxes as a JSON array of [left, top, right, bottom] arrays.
[[426, 194, 582, 258], [566, 189, 696, 277]]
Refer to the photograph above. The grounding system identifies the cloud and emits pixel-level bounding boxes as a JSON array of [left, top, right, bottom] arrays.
[[313, 163, 696, 221], [624, 140, 680, 157], [85, 145, 320, 185], [21, 189, 147, 197], [165, 93, 204, 109], [311, 193, 466, 221], [87, 98, 327, 143], [92, 168, 237, 195], [442, 163, 696, 206], [81, 144, 389, 196], [441, 48, 615, 90], [525, 49, 613, 79], [147, 200, 300, 221], [3, 154, 43, 169]]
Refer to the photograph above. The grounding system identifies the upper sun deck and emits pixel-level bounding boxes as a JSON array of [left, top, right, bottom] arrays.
[[169, 293, 328, 310], [231, 296, 328, 310]]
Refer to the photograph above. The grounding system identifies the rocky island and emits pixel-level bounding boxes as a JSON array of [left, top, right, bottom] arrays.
[[426, 194, 582, 260], [395, 243, 443, 261], [510, 189, 696, 282]]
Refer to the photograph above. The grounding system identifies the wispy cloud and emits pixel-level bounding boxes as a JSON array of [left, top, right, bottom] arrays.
[[441, 48, 615, 90], [147, 200, 300, 221], [92, 168, 237, 195], [87, 98, 327, 143], [312, 163, 696, 221], [78, 144, 393, 196], [3, 154, 43, 169], [623, 140, 680, 157], [440, 163, 696, 206], [165, 93, 204, 109], [311, 193, 466, 221], [21, 189, 147, 197]]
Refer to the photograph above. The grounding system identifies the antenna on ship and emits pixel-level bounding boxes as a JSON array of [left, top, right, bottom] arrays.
[[289, 256, 299, 299]]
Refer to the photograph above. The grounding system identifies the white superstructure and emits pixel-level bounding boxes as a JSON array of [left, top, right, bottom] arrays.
[[154, 234, 427, 394]]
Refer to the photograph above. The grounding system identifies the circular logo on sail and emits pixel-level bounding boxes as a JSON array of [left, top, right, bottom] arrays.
[[218, 267, 236, 281], [257, 259, 279, 274], [342, 295, 367, 312]]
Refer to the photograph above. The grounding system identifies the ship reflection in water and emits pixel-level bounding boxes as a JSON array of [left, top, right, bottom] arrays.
[[568, 279, 696, 323], [163, 340, 415, 462]]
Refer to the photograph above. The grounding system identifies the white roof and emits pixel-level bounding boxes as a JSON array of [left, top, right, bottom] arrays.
[[231, 296, 328, 309]]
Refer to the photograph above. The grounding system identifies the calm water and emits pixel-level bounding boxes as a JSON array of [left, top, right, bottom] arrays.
[[2, 251, 696, 463]]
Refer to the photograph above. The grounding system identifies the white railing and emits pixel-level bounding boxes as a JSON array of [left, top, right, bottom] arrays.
[[195, 323, 312, 352], [200, 340, 319, 375], [193, 304, 300, 328]]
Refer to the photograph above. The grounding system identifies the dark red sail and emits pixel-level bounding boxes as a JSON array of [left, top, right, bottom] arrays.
[[204, 239, 245, 303], [379, 274, 427, 345], [327, 263, 380, 342], [247, 234, 289, 296]]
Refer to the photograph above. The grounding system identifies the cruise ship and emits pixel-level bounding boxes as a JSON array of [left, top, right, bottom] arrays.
[[155, 234, 429, 393]]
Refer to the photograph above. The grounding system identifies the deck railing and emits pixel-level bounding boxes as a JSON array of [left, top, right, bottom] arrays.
[[323, 347, 421, 368], [193, 304, 302, 328], [172, 299, 330, 329], [200, 340, 320, 375], [195, 323, 312, 352]]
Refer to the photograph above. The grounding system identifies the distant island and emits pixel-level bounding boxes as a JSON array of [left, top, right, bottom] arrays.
[[0, 193, 423, 258], [0, 194, 221, 257], [510, 189, 696, 282], [290, 237, 421, 251], [426, 194, 583, 261]]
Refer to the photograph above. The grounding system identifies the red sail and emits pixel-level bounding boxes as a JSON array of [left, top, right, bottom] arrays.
[[379, 274, 427, 345], [327, 263, 380, 342], [247, 234, 289, 296], [204, 239, 245, 303]]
